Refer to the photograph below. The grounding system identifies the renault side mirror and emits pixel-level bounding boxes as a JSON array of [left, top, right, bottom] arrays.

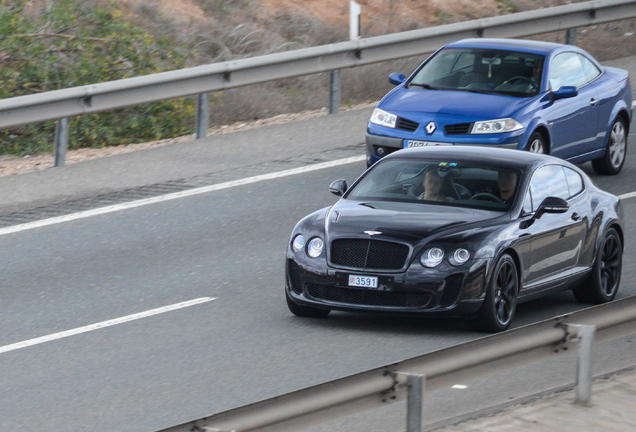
[[389, 73, 406, 86], [552, 86, 578, 100], [329, 179, 348, 197]]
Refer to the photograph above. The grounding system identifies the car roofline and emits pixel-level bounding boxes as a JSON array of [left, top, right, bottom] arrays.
[[445, 38, 562, 55], [382, 146, 557, 170]]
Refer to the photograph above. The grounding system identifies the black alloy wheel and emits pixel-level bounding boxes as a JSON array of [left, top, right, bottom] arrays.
[[474, 254, 519, 333], [573, 228, 622, 304], [592, 117, 627, 175], [527, 131, 547, 154], [286, 292, 331, 318]]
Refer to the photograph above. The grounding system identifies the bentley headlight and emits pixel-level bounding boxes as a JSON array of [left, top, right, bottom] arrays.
[[370, 108, 397, 128], [307, 237, 324, 258], [421, 247, 444, 268], [449, 248, 470, 266], [292, 234, 305, 253], [471, 118, 523, 134]]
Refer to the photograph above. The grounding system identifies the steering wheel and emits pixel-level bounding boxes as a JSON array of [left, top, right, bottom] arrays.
[[503, 76, 535, 88], [470, 192, 503, 203]]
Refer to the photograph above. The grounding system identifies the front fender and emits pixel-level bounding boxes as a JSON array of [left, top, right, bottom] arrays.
[[289, 207, 330, 244], [521, 116, 551, 151]]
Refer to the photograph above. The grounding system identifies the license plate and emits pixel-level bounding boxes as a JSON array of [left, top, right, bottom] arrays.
[[348, 275, 379, 288], [404, 140, 453, 148]]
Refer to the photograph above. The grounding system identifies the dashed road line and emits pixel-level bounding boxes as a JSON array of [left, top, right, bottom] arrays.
[[0, 155, 366, 237]]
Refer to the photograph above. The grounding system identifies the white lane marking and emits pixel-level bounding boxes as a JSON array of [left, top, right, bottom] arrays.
[[0, 297, 216, 355], [452, 384, 469, 389], [619, 191, 636, 200], [0, 155, 366, 237]]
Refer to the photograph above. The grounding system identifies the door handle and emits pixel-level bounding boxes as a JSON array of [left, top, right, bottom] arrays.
[[589, 98, 598, 105], [571, 212, 581, 221]]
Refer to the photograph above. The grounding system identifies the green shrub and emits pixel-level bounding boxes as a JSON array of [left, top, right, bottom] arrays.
[[0, 0, 194, 155]]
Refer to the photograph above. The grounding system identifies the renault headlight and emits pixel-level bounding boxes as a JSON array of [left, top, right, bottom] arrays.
[[449, 248, 470, 266], [307, 237, 324, 258], [471, 118, 523, 134], [370, 108, 397, 128], [421, 247, 444, 268]]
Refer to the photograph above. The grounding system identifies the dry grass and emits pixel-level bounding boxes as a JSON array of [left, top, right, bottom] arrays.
[[4, 0, 635, 162], [125, 0, 635, 131]]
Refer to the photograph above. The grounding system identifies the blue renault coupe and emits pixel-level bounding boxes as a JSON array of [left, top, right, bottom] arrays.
[[366, 38, 632, 175]]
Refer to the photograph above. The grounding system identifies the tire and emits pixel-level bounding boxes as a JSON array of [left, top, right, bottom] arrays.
[[527, 131, 547, 154], [573, 228, 622, 304], [286, 293, 330, 318], [592, 117, 627, 175], [473, 254, 519, 333]]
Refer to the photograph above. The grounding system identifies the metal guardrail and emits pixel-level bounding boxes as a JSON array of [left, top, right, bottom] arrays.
[[1, 0, 635, 134], [159, 296, 636, 432], [1, 0, 635, 165]]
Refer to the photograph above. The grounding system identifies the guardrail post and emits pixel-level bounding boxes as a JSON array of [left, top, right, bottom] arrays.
[[54, 117, 69, 167], [566, 28, 576, 45], [406, 374, 425, 432], [329, 70, 341, 115], [195, 93, 209, 139], [567, 324, 596, 405]]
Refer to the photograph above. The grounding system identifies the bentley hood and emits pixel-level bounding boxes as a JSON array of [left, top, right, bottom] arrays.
[[326, 200, 501, 244]]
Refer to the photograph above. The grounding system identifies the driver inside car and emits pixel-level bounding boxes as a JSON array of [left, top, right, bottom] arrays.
[[479, 171, 518, 205], [530, 58, 543, 89], [497, 171, 518, 204]]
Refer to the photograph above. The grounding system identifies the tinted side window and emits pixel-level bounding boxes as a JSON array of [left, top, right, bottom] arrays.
[[579, 54, 601, 84], [529, 165, 569, 211], [563, 167, 584, 198], [548, 52, 586, 89]]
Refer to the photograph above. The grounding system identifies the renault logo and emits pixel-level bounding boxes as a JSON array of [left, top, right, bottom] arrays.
[[426, 121, 437, 134], [364, 231, 382, 236]]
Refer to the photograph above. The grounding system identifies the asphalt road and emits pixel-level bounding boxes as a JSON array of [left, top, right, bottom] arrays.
[[0, 125, 635, 432], [0, 56, 635, 431]]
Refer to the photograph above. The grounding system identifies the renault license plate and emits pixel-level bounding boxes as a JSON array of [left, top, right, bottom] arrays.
[[348, 275, 379, 288], [404, 140, 452, 148]]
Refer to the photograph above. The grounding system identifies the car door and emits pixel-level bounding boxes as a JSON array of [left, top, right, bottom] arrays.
[[578, 54, 616, 153], [520, 165, 586, 290], [562, 166, 595, 269], [544, 52, 600, 160]]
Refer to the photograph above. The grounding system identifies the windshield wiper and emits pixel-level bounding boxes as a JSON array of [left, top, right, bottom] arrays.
[[464, 88, 498, 95], [409, 83, 438, 90]]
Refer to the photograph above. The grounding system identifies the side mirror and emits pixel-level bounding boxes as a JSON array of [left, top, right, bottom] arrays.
[[329, 179, 348, 197], [552, 86, 578, 100], [389, 73, 406, 86], [536, 196, 569, 218]]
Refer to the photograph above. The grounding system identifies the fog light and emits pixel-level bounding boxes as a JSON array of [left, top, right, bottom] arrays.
[[377, 146, 386, 156]]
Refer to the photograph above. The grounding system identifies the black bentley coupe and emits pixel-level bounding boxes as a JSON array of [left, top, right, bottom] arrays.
[[285, 146, 624, 332]]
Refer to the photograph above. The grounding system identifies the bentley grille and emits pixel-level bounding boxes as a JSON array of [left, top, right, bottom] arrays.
[[330, 239, 410, 270]]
